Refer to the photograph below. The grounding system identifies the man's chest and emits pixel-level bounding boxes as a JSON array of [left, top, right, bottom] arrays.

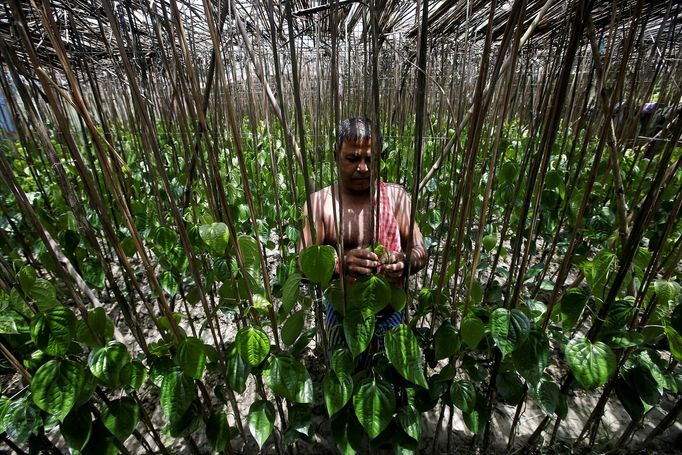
[[322, 199, 375, 248]]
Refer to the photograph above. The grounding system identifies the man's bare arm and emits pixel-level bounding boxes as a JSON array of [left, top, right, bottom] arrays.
[[393, 187, 427, 275]]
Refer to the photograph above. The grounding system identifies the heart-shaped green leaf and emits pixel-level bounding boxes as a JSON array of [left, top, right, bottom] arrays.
[[236, 326, 270, 367], [461, 315, 485, 349], [512, 328, 548, 386], [101, 397, 139, 442], [263, 354, 313, 403], [450, 380, 476, 413], [248, 400, 275, 449], [206, 412, 231, 452], [60, 406, 92, 451], [177, 337, 207, 379], [323, 372, 353, 417], [76, 307, 115, 347], [300, 245, 336, 286], [160, 368, 196, 423], [385, 324, 428, 389], [559, 288, 589, 330], [32, 359, 84, 421], [531, 377, 560, 415], [88, 341, 131, 388], [128, 360, 147, 390], [343, 308, 375, 358], [490, 308, 530, 357], [565, 337, 616, 389], [225, 343, 251, 394], [30, 306, 76, 356], [199, 222, 230, 256], [397, 404, 421, 441], [353, 377, 396, 439], [348, 275, 391, 314], [281, 273, 302, 315], [281, 310, 305, 346], [434, 322, 460, 360]]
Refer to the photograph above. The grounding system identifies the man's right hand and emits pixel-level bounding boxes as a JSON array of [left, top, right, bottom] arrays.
[[343, 248, 380, 276]]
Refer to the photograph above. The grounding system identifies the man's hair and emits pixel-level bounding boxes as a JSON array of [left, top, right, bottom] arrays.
[[335, 117, 384, 157]]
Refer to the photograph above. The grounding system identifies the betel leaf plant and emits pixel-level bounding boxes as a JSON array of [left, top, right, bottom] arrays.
[[0, 0, 680, 453]]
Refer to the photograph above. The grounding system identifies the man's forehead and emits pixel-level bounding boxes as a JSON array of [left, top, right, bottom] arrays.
[[341, 139, 372, 153]]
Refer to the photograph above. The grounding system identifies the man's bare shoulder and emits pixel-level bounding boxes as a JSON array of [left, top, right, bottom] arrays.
[[310, 185, 334, 203]]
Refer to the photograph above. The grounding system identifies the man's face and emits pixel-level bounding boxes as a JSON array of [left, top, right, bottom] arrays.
[[338, 139, 374, 194]]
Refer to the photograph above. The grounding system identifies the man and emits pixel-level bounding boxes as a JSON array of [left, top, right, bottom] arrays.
[[300, 117, 427, 358]]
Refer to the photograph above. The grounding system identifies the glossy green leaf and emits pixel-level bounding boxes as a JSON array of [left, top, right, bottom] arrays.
[[490, 308, 530, 357], [450, 380, 476, 413], [199, 222, 230, 256], [17, 266, 37, 294], [281, 310, 305, 346], [332, 348, 354, 376], [496, 371, 524, 405], [300, 245, 336, 286], [81, 259, 105, 290], [32, 359, 84, 421], [462, 394, 488, 435], [238, 235, 262, 271], [385, 324, 428, 389], [664, 326, 682, 362], [177, 337, 207, 379], [30, 306, 76, 356], [236, 326, 270, 367], [160, 368, 196, 423], [512, 328, 549, 386], [225, 343, 251, 394], [605, 298, 635, 329], [353, 377, 396, 439], [434, 322, 460, 360], [128, 360, 147, 390], [159, 270, 179, 296], [532, 377, 560, 415], [167, 402, 202, 438], [88, 341, 132, 388], [2, 398, 42, 443], [263, 354, 313, 403], [206, 412, 231, 452], [343, 307, 375, 358], [248, 400, 275, 449], [348, 275, 391, 314], [281, 273, 301, 315], [60, 406, 92, 451], [287, 404, 312, 436], [559, 288, 589, 330], [390, 285, 407, 312], [461, 315, 485, 349], [565, 337, 616, 389], [102, 397, 139, 442], [587, 250, 617, 300], [323, 372, 353, 417], [30, 279, 59, 311], [615, 377, 645, 419], [482, 233, 497, 252], [76, 307, 115, 347], [397, 405, 421, 441]]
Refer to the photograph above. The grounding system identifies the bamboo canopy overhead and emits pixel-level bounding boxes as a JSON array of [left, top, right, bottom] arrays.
[[1, 0, 680, 79]]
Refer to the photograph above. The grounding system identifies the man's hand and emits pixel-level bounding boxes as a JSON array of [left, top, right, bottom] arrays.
[[381, 251, 406, 281], [344, 248, 380, 276]]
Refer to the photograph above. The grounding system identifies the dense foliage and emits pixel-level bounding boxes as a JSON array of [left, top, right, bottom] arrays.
[[0, 0, 681, 454]]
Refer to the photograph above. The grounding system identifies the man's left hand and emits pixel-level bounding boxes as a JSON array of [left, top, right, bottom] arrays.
[[381, 251, 406, 281]]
